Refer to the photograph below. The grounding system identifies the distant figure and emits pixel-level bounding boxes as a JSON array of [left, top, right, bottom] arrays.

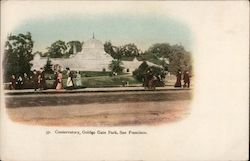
[[66, 67, 74, 90], [122, 80, 129, 87], [39, 68, 47, 90], [23, 73, 29, 89], [183, 70, 190, 88], [17, 76, 24, 89], [144, 69, 156, 90], [174, 70, 182, 88], [148, 75, 157, 90], [33, 70, 39, 91], [75, 71, 82, 88], [10, 74, 16, 90], [53, 71, 58, 89], [144, 70, 152, 89], [56, 71, 63, 90]]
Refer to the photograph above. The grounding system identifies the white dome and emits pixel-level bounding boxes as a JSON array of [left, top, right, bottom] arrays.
[[82, 38, 104, 49], [31, 37, 114, 71]]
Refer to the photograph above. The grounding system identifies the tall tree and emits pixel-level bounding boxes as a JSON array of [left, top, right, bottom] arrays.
[[145, 43, 192, 74], [104, 41, 122, 59], [46, 40, 67, 58], [66, 41, 83, 58], [132, 61, 149, 82], [3, 32, 34, 80], [44, 58, 53, 73], [108, 60, 124, 74], [119, 43, 139, 57]]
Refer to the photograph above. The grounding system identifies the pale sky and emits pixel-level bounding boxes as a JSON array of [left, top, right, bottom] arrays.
[[13, 13, 192, 53]]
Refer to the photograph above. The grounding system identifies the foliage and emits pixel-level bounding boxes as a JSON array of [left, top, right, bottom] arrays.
[[65, 41, 83, 58], [132, 61, 149, 82], [108, 60, 124, 74], [105, 42, 140, 60], [133, 61, 166, 83], [46, 40, 67, 58], [44, 58, 53, 73], [3, 32, 34, 81], [143, 43, 192, 74], [104, 41, 120, 59], [119, 43, 139, 57]]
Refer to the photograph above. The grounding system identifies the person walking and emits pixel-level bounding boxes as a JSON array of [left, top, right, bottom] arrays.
[[56, 71, 63, 90], [66, 67, 74, 90], [33, 70, 39, 91], [75, 71, 82, 88], [183, 70, 190, 88], [17, 75, 24, 89], [39, 68, 47, 90], [10, 74, 16, 90], [53, 71, 58, 89], [174, 69, 182, 88], [23, 73, 29, 89]]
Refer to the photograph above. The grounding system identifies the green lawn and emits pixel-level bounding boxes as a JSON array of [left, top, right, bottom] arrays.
[[46, 74, 141, 88], [5, 72, 176, 89]]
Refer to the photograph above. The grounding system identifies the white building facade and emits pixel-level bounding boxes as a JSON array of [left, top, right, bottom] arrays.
[[31, 37, 162, 73], [31, 37, 113, 71]]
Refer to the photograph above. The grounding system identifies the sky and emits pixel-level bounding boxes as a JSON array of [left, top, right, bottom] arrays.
[[13, 13, 192, 53]]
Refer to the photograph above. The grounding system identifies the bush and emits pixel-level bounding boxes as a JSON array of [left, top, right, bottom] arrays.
[[133, 61, 166, 85]]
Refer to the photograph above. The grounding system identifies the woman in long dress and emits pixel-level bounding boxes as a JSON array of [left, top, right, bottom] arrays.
[[66, 67, 74, 90], [75, 71, 82, 88], [56, 71, 63, 90], [174, 70, 182, 88]]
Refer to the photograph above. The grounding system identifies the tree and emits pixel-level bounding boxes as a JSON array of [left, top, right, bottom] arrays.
[[145, 43, 192, 74], [46, 40, 67, 58], [119, 43, 139, 57], [133, 61, 165, 84], [132, 61, 149, 82], [44, 58, 53, 73], [65, 41, 83, 58], [108, 60, 124, 74], [104, 41, 122, 59], [3, 32, 34, 81], [147, 43, 172, 58]]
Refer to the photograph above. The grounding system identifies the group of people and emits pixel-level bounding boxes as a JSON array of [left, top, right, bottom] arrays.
[[143, 69, 159, 90], [32, 68, 47, 91], [9, 74, 26, 90], [9, 68, 191, 91], [174, 70, 191, 88], [9, 67, 83, 91], [53, 68, 82, 90]]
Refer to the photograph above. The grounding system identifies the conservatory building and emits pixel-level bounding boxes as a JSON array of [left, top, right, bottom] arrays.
[[31, 37, 113, 71]]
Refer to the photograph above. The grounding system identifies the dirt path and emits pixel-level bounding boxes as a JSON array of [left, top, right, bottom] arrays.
[[7, 100, 191, 126]]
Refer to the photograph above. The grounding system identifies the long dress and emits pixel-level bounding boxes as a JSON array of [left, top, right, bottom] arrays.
[[66, 71, 74, 88], [56, 73, 63, 90], [75, 73, 82, 87], [174, 72, 182, 87], [40, 71, 47, 90]]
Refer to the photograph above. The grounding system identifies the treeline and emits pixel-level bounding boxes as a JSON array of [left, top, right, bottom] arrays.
[[3, 32, 192, 81], [36, 40, 83, 58], [104, 41, 192, 74]]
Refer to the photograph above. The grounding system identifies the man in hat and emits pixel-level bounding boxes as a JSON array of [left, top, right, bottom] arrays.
[[183, 70, 191, 88], [39, 67, 47, 90]]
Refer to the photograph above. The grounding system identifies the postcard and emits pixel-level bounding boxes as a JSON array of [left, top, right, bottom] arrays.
[[0, 1, 249, 161]]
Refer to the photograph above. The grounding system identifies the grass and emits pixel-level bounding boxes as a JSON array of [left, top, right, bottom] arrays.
[[5, 72, 177, 89], [46, 74, 141, 88]]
